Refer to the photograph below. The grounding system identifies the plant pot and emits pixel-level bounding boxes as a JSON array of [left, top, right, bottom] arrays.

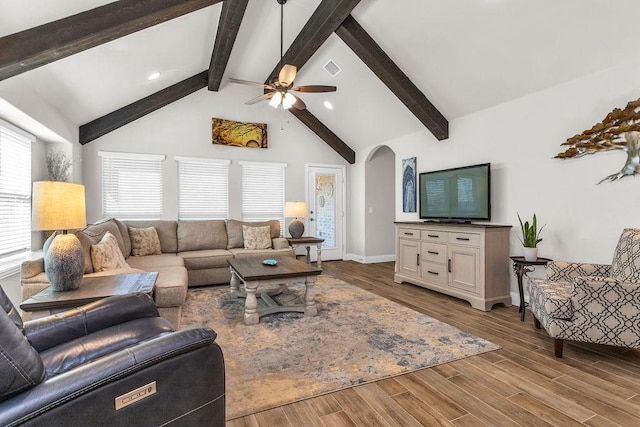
[[523, 247, 538, 262]]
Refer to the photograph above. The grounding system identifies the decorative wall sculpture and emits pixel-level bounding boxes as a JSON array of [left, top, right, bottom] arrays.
[[212, 118, 268, 148], [402, 157, 416, 212], [556, 98, 640, 183]]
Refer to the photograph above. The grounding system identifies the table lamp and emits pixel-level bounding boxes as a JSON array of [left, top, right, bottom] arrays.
[[32, 181, 87, 291], [285, 201, 307, 238]]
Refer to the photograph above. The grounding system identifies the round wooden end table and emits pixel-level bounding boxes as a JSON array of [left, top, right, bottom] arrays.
[[510, 256, 553, 322]]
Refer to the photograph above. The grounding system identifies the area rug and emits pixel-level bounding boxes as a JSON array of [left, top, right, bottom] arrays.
[[180, 276, 500, 420]]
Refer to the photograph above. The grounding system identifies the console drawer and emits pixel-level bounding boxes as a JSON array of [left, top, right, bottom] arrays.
[[398, 228, 421, 240], [422, 230, 448, 242], [448, 232, 480, 247], [421, 242, 447, 264], [421, 262, 448, 285]]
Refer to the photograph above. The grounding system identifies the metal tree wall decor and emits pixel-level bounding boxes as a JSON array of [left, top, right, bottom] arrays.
[[556, 98, 640, 183]]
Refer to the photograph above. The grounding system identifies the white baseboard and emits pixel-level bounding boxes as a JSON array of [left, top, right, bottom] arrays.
[[343, 254, 396, 264]]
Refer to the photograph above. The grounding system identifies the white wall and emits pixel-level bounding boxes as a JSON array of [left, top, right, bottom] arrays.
[[381, 59, 640, 297], [81, 87, 349, 223], [363, 146, 395, 261]]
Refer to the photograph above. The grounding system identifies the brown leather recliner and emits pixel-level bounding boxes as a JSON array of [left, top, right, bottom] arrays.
[[0, 286, 224, 426]]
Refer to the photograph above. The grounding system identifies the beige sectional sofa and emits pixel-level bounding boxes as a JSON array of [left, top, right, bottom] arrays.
[[21, 218, 293, 328]]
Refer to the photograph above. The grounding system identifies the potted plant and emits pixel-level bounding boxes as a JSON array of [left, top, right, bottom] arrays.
[[518, 213, 544, 261]]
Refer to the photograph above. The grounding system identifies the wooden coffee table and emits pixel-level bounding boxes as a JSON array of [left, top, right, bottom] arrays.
[[228, 256, 322, 325], [20, 272, 158, 319]]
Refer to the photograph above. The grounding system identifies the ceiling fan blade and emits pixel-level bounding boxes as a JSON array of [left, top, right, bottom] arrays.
[[278, 64, 297, 86], [292, 85, 337, 93], [291, 94, 306, 110], [245, 92, 274, 105], [228, 78, 272, 89]]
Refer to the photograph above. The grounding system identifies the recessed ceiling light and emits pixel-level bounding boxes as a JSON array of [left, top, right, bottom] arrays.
[[324, 101, 333, 110], [147, 72, 161, 81]]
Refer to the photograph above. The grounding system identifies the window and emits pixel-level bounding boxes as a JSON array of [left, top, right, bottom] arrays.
[[176, 157, 230, 220], [240, 161, 286, 233], [99, 151, 165, 219], [0, 119, 33, 258]]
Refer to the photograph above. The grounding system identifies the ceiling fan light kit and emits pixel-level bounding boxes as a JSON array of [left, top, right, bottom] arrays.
[[228, 0, 336, 110]]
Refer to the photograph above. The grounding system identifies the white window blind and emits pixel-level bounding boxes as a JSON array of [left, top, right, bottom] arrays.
[[176, 157, 230, 220], [99, 151, 165, 219], [0, 120, 33, 258], [240, 161, 286, 233]]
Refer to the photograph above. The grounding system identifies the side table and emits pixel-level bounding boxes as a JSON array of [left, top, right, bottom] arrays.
[[510, 256, 552, 322], [287, 236, 325, 269], [20, 272, 158, 319]]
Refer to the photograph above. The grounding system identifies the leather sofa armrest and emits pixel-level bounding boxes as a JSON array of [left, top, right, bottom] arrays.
[[21, 258, 44, 280], [24, 293, 161, 352], [272, 237, 290, 250], [0, 327, 223, 427]]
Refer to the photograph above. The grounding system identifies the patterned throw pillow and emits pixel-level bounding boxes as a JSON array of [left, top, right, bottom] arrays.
[[610, 228, 640, 281], [129, 227, 162, 257], [242, 225, 272, 250], [91, 231, 130, 272]]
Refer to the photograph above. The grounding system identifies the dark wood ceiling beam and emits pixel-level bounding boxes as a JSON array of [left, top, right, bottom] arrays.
[[0, 0, 221, 82], [79, 71, 208, 145], [265, 0, 361, 84], [208, 0, 249, 91], [289, 109, 355, 164], [336, 15, 449, 140]]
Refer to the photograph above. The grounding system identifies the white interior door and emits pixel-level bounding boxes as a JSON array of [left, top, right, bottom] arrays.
[[306, 164, 345, 261]]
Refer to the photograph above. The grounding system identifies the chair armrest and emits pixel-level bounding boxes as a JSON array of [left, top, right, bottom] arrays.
[[0, 327, 224, 427], [547, 261, 611, 282], [24, 293, 161, 352], [21, 258, 44, 280], [272, 237, 290, 250]]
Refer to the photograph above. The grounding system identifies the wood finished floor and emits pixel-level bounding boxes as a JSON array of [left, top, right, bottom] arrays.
[[227, 261, 640, 427]]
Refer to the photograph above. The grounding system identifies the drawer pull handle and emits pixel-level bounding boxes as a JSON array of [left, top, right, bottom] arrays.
[[404, 232, 414, 236], [427, 234, 439, 238], [448, 259, 452, 273], [456, 237, 470, 241], [427, 270, 439, 275], [427, 251, 439, 255], [416, 254, 420, 266]]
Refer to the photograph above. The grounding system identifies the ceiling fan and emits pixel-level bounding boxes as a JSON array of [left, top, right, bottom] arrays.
[[227, 0, 336, 110]]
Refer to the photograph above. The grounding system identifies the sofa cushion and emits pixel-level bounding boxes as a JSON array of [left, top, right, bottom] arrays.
[[125, 220, 178, 253], [129, 227, 162, 257], [177, 220, 227, 252], [91, 232, 130, 272], [243, 225, 272, 250], [179, 249, 234, 269], [227, 220, 281, 249], [126, 254, 184, 271], [75, 219, 127, 274], [152, 267, 188, 308], [0, 309, 46, 401], [113, 218, 131, 257], [229, 248, 294, 259], [610, 228, 640, 281]]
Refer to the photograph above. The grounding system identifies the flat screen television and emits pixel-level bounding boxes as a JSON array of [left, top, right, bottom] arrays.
[[419, 163, 491, 222]]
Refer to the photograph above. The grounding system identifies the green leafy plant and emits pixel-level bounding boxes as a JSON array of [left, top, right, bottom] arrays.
[[518, 213, 545, 248]]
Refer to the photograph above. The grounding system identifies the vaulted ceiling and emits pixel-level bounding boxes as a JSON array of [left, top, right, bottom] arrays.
[[2, 0, 640, 163]]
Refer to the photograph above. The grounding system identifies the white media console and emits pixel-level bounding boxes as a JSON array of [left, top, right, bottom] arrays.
[[394, 222, 512, 311]]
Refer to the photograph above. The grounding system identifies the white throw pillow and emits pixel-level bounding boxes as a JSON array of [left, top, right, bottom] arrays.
[[129, 227, 162, 256], [242, 225, 272, 250], [91, 231, 130, 272]]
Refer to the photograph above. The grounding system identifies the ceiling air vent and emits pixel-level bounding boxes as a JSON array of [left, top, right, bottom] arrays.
[[323, 59, 341, 77]]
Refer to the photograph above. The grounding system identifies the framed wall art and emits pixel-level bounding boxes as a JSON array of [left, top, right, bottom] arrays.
[[212, 118, 268, 148]]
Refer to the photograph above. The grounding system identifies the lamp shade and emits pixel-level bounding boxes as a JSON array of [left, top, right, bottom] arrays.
[[32, 181, 87, 231], [285, 201, 308, 218]]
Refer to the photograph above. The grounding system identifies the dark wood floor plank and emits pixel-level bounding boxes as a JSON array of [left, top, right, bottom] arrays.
[[353, 382, 423, 427], [390, 392, 457, 427]]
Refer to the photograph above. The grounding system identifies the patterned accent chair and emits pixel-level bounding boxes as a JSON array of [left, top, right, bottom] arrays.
[[528, 228, 640, 357]]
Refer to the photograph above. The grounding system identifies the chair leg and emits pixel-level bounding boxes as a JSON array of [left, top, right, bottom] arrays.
[[554, 339, 564, 358], [534, 316, 541, 329]]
